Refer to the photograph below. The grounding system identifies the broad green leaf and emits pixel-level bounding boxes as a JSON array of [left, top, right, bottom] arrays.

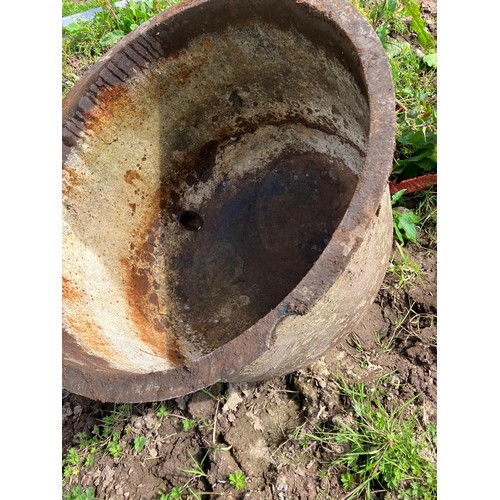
[[100, 30, 125, 47], [376, 24, 388, 48], [387, 0, 398, 14], [134, 435, 147, 453], [398, 211, 420, 242], [385, 38, 412, 59], [129, 0, 137, 17], [64, 22, 87, 33], [402, 0, 435, 50], [423, 52, 437, 68], [391, 189, 407, 205]]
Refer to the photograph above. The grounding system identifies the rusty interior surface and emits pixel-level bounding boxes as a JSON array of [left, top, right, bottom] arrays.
[[63, 0, 371, 378]]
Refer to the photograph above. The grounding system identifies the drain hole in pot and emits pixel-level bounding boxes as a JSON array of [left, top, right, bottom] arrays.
[[180, 210, 203, 231]]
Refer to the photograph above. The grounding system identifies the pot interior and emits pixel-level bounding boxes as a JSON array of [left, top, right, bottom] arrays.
[[63, 4, 369, 372]]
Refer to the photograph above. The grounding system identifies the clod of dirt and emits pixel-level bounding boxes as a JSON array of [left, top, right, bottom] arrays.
[[222, 384, 244, 413], [187, 391, 217, 418], [207, 449, 240, 495]]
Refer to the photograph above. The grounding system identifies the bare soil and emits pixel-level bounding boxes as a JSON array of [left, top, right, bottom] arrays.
[[62, 236, 436, 499]]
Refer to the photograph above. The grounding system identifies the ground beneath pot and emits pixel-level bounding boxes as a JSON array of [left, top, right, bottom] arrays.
[[62, 234, 436, 499]]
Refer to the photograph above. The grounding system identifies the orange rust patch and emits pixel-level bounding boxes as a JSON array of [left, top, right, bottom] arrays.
[[172, 64, 192, 84], [124, 170, 141, 185], [66, 316, 117, 362], [121, 250, 184, 366], [62, 277, 82, 302], [62, 167, 81, 198], [83, 84, 132, 135], [201, 38, 214, 52]]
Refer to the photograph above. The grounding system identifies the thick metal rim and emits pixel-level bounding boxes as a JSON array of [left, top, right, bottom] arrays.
[[62, 0, 395, 402]]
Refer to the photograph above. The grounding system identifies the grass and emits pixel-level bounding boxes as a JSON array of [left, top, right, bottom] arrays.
[[414, 189, 437, 248], [62, 0, 181, 97], [158, 450, 210, 500], [353, 1, 437, 246], [63, 0, 102, 17], [388, 241, 422, 289], [295, 375, 437, 499], [63, 403, 136, 485]]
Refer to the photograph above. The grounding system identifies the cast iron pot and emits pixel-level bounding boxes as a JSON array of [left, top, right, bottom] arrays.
[[62, 0, 395, 403]]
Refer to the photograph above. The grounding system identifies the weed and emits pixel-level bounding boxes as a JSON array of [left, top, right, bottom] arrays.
[[156, 404, 169, 421], [413, 189, 437, 248], [63, 428, 100, 483], [401, 0, 435, 50], [107, 431, 123, 458], [158, 486, 184, 499], [352, 1, 437, 182], [62, 0, 181, 97], [63, 485, 95, 500], [348, 333, 370, 368], [63, 0, 101, 17], [374, 330, 394, 354], [63, 447, 81, 482], [180, 451, 209, 478], [133, 435, 147, 453], [63, 404, 132, 475], [294, 376, 437, 499], [182, 417, 197, 431], [229, 471, 247, 490], [159, 451, 210, 499], [201, 388, 225, 402], [392, 190, 420, 244], [376, 297, 427, 352], [388, 241, 422, 289], [348, 333, 364, 353]]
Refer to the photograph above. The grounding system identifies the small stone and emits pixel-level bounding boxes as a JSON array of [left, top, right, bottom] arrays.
[[143, 410, 156, 430], [222, 385, 243, 413], [73, 404, 82, 416], [62, 404, 73, 419]]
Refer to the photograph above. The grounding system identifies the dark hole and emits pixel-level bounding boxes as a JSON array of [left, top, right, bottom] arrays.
[[180, 210, 203, 231]]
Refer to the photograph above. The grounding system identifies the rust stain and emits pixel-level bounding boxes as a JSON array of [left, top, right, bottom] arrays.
[[66, 316, 117, 362], [172, 64, 192, 84], [83, 84, 132, 135], [120, 193, 184, 365], [124, 169, 142, 185], [171, 53, 207, 85], [201, 38, 214, 52], [62, 277, 82, 302], [62, 167, 81, 198], [121, 256, 184, 366]]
